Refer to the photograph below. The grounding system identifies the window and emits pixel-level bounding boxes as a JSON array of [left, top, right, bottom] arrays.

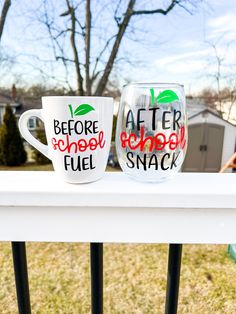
[[28, 118, 36, 129], [0, 108, 4, 124]]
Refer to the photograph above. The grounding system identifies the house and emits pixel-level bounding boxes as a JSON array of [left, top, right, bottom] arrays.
[[182, 98, 236, 172], [0, 85, 41, 135], [0, 85, 43, 161]]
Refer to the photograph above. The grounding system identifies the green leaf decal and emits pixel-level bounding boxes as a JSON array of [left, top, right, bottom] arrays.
[[74, 104, 95, 116], [156, 90, 179, 104], [68, 104, 74, 118]]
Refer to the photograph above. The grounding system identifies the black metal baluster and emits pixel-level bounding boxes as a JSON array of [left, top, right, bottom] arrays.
[[11, 242, 31, 314], [165, 244, 182, 314], [90, 243, 103, 314]]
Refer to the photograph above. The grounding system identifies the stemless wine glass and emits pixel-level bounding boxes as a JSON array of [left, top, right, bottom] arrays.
[[116, 83, 188, 182]]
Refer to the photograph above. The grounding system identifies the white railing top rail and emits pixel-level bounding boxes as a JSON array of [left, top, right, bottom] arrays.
[[0, 171, 235, 244]]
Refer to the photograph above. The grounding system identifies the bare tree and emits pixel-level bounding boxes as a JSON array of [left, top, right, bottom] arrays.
[[0, 0, 11, 42], [85, 0, 91, 95], [206, 39, 225, 114], [0, 0, 14, 86], [227, 90, 236, 122], [204, 38, 236, 121], [35, 0, 200, 96]]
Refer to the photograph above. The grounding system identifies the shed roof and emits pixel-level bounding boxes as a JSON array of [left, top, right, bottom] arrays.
[[189, 108, 236, 128]]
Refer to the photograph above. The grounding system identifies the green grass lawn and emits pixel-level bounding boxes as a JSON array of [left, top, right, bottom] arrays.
[[0, 243, 236, 313], [0, 164, 236, 313]]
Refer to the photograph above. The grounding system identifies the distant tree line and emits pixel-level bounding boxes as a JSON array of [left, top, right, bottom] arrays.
[[197, 87, 236, 123]]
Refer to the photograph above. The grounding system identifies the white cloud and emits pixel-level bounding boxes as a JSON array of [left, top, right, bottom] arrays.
[[207, 13, 236, 40], [155, 49, 211, 67], [208, 13, 235, 29], [164, 60, 206, 74], [176, 40, 201, 50]]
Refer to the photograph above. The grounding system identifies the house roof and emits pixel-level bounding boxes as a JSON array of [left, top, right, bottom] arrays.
[[15, 97, 41, 115], [0, 92, 21, 107], [186, 97, 219, 118], [0, 91, 41, 116], [186, 97, 205, 109]]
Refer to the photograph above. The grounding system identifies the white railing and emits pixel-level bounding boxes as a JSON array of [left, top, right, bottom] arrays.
[[0, 172, 236, 314]]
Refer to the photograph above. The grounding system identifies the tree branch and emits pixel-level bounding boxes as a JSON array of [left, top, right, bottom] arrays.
[[95, 0, 186, 95], [91, 34, 117, 82], [95, 0, 135, 95], [66, 0, 84, 95], [132, 0, 181, 15], [0, 0, 11, 42]]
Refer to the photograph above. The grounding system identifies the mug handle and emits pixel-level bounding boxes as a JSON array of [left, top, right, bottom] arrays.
[[18, 109, 50, 159]]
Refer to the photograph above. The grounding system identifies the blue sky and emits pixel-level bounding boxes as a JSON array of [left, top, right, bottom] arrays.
[[1, 0, 236, 94], [127, 0, 236, 94]]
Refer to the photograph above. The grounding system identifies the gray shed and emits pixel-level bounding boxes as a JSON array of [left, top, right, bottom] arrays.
[[182, 108, 236, 172]]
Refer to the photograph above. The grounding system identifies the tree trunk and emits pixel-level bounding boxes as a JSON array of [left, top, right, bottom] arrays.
[[85, 0, 91, 95], [0, 0, 11, 42], [95, 0, 136, 96], [66, 0, 84, 95]]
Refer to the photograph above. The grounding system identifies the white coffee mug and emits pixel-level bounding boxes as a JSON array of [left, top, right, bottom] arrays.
[[19, 96, 114, 183]]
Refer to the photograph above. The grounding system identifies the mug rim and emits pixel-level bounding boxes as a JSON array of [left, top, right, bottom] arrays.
[[41, 96, 113, 100]]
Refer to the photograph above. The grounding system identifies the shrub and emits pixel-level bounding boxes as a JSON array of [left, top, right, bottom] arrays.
[[32, 129, 51, 165], [0, 105, 27, 166]]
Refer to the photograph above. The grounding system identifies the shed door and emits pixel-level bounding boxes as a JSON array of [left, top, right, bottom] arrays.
[[182, 124, 205, 172], [182, 123, 225, 172]]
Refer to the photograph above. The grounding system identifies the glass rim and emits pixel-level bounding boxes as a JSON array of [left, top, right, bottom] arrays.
[[123, 82, 184, 88]]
